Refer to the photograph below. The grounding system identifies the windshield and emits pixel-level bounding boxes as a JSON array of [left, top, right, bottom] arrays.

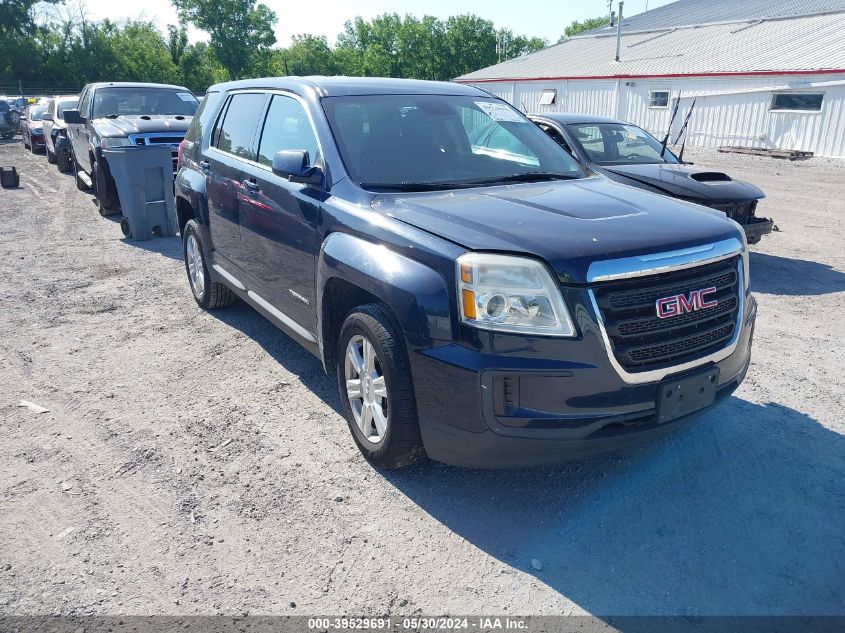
[[28, 105, 47, 121], [322, 95, 584, 190], [91, 87, 198, 118], [567, 123, 680, 165], [57, 99, 78, 119]]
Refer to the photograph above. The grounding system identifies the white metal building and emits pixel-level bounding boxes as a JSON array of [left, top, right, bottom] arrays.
[[455, 0, 845, 157]]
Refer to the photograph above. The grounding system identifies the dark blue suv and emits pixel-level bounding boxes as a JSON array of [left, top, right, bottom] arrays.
[[175, 77, 756, 469]]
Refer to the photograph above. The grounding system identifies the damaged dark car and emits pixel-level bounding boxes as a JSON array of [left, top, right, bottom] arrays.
[[530, 114, 774, 244]]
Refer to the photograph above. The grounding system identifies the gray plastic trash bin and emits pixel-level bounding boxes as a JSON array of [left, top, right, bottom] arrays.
[[102, 145, 178, 241]]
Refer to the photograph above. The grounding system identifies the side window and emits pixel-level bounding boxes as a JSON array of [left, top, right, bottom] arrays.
[[215, 93, 266, 160], [257, 95, 320, 167], [78, 89, 91, 117]]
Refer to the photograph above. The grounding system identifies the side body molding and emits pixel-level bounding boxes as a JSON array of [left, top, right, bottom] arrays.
[[317, 232, 454, 368]]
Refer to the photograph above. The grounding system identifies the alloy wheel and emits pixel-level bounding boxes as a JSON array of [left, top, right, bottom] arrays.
[[344, 334, 389, 444], [185, 233, 206, 299]]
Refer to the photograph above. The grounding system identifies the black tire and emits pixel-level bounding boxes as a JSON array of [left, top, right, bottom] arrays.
[[182, 219, 235, 310], [30, 137, 38, 154], [337, 304, 424, 469], [47, 146, 57, 164], [22, 133, 30, 150], [93, 157, 120, 215], [57, 147, 71, 173]]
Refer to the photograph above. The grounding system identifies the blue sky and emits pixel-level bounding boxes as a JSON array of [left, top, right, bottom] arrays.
[[82, 0, 677, 46]]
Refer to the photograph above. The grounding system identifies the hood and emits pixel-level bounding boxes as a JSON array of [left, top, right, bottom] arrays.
[[602, 163, 764, 203], [92, 114, 192, 137], [372, 176, 742, 284]]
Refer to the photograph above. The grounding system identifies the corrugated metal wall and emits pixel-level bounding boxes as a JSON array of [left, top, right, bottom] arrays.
[[469, 74, 845, 157]]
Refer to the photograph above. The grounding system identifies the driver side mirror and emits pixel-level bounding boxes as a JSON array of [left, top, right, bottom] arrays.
[[272, 150, 323, 186], [41, 112, 53, 121], [63, 109, 85, 125]]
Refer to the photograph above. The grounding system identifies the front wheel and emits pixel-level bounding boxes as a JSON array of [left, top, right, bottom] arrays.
[[47, 146, 57, 164], [93, 157, 120, 215], [337, 304, 424, 469]]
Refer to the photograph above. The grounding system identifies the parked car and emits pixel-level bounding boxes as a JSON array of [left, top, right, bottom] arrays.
[[530, 114, 774, 244], [0, 99, 20, 139], [63, 82, 198, 216], [21, 103, 48, 153], [41, 95, 79, 171], [176, 77, 756, 469]]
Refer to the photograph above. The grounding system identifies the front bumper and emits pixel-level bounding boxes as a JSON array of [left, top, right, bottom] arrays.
[[411, 293, 756, 468], [743, 217, 774, 244]]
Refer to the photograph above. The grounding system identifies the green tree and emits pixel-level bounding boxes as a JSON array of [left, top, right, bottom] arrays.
[[180, 41, 228, 92], [171, 0, 277, 80], [167, 23, 188, 66], [280, 34, 337, 76], [443, 14, 497, 78], [559, 16, 609, 42]]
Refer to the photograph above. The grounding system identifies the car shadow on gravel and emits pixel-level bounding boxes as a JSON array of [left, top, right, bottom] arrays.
[[750, 251, 845, 295], [385, 399, 845, 616], [209, 302, 342, 411]]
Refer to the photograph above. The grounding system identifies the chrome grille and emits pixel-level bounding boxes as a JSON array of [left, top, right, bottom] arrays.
[[593, 257, 742, 371], [126, 132, 185, 176]]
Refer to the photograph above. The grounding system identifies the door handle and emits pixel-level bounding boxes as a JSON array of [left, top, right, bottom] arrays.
[[200, 160, 210, 172], [243, 178, 260, 193]]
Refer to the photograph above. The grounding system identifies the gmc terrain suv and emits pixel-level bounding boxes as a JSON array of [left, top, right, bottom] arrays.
[[64, 82, 198, 215], [175, 77, 756, 469]]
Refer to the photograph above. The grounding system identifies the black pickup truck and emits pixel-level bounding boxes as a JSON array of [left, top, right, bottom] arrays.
[[63, 82, 198, 215], [175, 77, 756, 469]]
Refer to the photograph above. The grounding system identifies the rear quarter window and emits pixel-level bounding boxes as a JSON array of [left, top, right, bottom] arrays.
[[184, 90, 221, 144]]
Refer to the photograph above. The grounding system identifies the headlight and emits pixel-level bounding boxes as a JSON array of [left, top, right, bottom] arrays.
[[457, 253, 576, 337], [100, 137, 134, 148]]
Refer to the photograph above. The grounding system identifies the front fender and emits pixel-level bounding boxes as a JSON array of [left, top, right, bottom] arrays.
[[318, 232, 454, 355]]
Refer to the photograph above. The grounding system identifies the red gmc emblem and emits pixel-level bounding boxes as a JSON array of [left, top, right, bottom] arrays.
[[656, 287, 718, 319]]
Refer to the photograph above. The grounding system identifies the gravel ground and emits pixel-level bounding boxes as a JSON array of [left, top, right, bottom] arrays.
[[1, 139, 843, 617]]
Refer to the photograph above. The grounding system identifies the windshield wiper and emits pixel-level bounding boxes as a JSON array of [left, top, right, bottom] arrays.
[[462, 172, 580, 185], [360, 181, 473, 192]]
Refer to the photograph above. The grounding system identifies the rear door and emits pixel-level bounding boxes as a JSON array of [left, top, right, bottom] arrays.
[[204, 91, 268, 272], [239, 93, 323, 330]]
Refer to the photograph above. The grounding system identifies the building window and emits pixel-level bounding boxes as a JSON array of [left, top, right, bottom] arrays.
[[770, 93, 823, 112], [539, 89, 556, 106], [649, 90, 670, 108]]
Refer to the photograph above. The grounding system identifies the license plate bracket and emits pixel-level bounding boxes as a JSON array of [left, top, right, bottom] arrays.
[[657, 366, 720, 424]]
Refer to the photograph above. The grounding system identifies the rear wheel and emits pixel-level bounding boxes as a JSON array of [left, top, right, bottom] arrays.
[[183, 219, 235, 310], [337, 304, 424, 469]]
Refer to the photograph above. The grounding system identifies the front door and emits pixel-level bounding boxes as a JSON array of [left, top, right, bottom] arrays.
[[239, 93, 323, 331]]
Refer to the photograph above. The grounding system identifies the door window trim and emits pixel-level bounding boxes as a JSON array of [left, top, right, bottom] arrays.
[[210, 89, 327, 185], [255, 92, 325, 171], [211, 91, 268, 161]]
